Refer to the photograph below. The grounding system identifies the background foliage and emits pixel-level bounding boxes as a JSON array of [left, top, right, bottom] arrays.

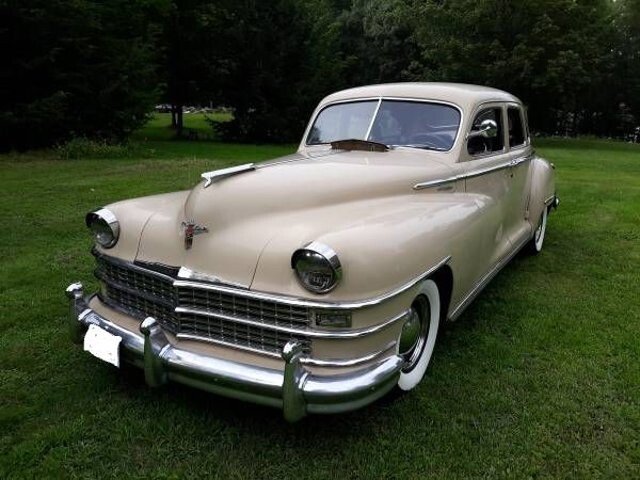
[[1, 0, 639, 149]]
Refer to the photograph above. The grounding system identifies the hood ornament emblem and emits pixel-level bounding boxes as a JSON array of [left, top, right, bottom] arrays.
[[182, 220, 208, 249]]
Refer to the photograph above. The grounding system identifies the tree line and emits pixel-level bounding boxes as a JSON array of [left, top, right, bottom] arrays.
[[1, 0, 639, 150]]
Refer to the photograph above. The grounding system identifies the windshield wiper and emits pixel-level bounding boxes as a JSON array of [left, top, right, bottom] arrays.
[[395, 143, 447, 152], [330, 138, 389, 152]]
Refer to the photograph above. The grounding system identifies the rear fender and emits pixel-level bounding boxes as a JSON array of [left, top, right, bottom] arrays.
[[528, 155, 555, 225]]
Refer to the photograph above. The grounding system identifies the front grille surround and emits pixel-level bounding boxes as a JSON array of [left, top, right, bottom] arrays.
[[95, 253, 313, 356]]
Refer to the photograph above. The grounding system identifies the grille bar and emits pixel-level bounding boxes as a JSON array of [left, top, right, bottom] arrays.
[[94, 254, 313, 355]]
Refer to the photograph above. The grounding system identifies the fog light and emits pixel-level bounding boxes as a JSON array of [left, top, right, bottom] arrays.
[[315, 311, 352, 328]]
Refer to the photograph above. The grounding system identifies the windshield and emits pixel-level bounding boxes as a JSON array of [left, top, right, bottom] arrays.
[[306, 99, 461, 151]]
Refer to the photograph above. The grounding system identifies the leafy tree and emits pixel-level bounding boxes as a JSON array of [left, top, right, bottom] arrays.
[[212, 0, 322, 142], [0, 0, 162, 151], [159, 0, 229, 136], [610, 0, 640, 136], [2, 0, 639, 147], [411, 0, 620, 135]]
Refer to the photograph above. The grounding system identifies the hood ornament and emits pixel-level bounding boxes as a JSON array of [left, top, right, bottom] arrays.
[[182, 220, 208, 249]]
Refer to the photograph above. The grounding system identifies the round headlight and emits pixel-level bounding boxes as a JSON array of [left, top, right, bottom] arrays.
[[85, 208, 119, 248], [291, 242, 342, 294]]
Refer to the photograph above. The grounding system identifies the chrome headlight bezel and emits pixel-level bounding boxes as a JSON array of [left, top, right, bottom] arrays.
[[291, 241, 342, 294], [85, 207, 120, 248]]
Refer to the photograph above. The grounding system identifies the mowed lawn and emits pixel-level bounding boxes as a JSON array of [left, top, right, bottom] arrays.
[[1, 134, 639, 478]]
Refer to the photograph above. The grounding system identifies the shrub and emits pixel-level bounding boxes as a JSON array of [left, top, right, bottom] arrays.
[[55, 138, 141, 160]]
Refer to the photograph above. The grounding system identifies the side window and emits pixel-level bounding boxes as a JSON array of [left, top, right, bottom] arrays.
[[508, 107, 526, 147], [467, 108, 504, 156]]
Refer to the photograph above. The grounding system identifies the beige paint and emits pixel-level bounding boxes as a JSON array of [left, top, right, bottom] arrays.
[[93, 83, 555, 367]]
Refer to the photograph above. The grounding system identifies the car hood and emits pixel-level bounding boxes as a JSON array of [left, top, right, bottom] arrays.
[[135, 149, 455, 288]]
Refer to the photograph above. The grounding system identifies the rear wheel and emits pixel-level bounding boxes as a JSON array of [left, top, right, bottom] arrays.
[[527, 207, 548, 254], [397, 279, 441, 391]]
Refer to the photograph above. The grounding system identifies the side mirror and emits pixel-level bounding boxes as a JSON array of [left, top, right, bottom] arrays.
[[467, 119, 498, 140]]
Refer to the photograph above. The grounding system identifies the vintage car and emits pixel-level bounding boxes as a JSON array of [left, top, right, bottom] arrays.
[[66, 83, 558, 421]]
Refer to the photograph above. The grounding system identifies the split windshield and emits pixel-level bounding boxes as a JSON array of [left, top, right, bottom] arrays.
[[306, 99, 461, 151]]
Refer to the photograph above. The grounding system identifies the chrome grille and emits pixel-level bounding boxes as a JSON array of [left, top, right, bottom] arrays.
[[177, 286, 310, 328], [94, 252, 313, 355], [104, 284, 178, 332], [96, 257, 174, 303], [178, 312, 310, 355]]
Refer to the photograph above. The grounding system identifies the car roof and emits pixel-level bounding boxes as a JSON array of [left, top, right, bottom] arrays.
[[319, 82, 521, 111]]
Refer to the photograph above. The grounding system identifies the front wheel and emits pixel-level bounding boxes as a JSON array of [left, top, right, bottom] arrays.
[[397, 279, 441, 391]]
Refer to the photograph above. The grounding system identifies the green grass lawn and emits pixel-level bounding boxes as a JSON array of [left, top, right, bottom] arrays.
[[1, 134, 639, 478], [133, 112, 232, 142]]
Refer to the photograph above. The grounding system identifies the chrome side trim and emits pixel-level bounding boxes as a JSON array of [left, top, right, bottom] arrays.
[[414, 155, 532, 190], [201, 163, 256, 188], [173, 255, 451, 310], [413, 176, 459, 190], [465, 160, 513, 178], [449, 235, 530, 321], [544, 194, 555, 206], [175, 306, 410, 339]]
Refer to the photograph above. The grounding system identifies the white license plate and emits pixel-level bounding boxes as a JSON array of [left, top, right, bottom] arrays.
[[84, 324, 122, 367]]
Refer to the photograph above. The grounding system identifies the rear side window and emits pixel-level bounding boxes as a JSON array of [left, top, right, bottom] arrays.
[[508, 107, 526, 147], [467, 108, 504, 155]]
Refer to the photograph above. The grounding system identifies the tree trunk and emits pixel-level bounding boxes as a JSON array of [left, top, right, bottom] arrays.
[[175, 105, 183, 137], [170, 104, 184, 136]]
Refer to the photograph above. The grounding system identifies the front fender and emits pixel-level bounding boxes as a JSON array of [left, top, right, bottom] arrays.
[[94, 191, 189, 262], [250, 192, 485, 308]]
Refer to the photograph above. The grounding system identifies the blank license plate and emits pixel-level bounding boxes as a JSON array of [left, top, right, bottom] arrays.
[[84, 324, 122, 367]]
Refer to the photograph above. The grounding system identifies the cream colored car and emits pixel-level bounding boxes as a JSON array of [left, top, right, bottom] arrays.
[[66, 83, 558, 421]]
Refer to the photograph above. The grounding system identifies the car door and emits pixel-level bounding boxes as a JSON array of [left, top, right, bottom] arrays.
[[504, 104, 533, 247], [462, 104, 514, 273]]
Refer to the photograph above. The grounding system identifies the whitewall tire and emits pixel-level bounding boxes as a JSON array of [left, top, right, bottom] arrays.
[[397, 279, 441, 391], [528, 206, 548, 254]]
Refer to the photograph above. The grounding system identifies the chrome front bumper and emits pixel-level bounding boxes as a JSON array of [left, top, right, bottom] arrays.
[[66, 283, 403, 422]]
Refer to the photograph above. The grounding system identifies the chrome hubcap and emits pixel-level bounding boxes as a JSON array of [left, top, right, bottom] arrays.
[[400, 297, 430, 372], [399, 309, 421, 355]]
